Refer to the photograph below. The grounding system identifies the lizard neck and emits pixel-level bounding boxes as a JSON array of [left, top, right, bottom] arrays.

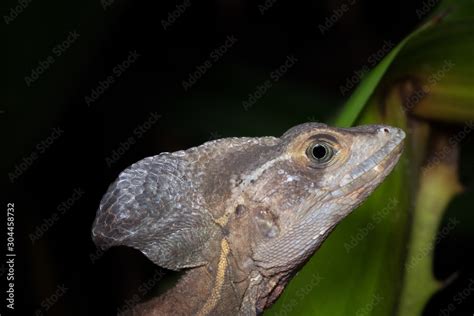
[[131, 239, 252, 316]]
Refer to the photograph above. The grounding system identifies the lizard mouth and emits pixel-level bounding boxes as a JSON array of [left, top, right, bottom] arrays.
[[355, 141, 403, 189], [336, 127, 405, 199]]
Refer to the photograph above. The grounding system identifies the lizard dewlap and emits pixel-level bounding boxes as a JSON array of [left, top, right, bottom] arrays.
[[92, 122, 405, 315]]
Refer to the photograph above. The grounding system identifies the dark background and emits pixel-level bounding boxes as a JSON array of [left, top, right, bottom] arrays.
[[2, 0, 474, 315]]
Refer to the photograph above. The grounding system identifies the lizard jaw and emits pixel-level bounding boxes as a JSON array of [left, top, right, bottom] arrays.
[[345, 138, 403, 197], [340, 126, 405, 188]]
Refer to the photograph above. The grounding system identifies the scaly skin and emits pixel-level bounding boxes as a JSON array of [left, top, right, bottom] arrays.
[[92, 123, 405, 315]]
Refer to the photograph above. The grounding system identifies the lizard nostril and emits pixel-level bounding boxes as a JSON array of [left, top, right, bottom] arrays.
[[383, 128, 390, 134]]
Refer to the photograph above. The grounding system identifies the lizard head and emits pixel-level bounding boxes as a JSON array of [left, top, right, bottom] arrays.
[[249, 122, 405, 223], [225, 123, 404, 308]]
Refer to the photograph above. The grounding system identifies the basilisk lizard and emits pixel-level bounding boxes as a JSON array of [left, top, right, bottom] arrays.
[[92, 122, 405, 315]]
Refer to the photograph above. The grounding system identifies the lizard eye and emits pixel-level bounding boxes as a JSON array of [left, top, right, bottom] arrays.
[[307, 142, 334, 164]]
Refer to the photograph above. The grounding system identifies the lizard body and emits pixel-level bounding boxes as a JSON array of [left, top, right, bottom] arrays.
[[92, 123, 405, 315]]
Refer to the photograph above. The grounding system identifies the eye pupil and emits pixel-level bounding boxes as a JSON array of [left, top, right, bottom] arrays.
[[307, 142, 335, 165], [312, 144, 327, 159]]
